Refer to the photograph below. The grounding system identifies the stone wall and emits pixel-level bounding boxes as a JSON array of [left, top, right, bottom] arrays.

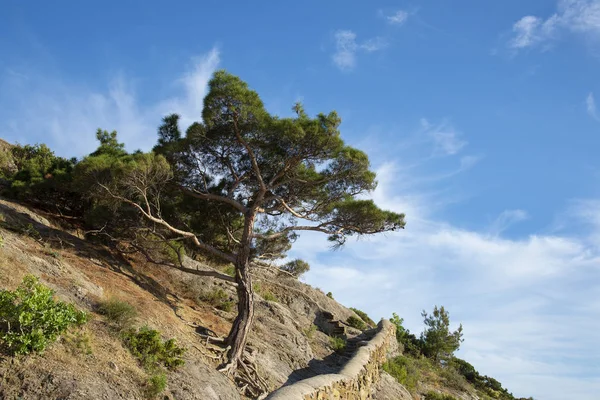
[[266, 319, 396, 400]]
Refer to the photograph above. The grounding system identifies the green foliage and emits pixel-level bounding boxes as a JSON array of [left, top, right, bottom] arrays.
[[63, 329, 93, 355], [0, 147, 14, 179], [440, 365, 471, 391], [390, 312, 422, 357], [3, 143, 81, 214], [420, 306, 463, 363], [329, 336, 346, 354], [280, 259, 310, 277], [262, 291, 278, 302], [0, 275, 88, 355], [198, 288, 234, 312], [146, 373, 167, 399], [223, 265, 236, 277], [424, 392, 459, 400], [346, 316, 367, 331], [97, 298, 138, 330], [303, 324, 317, 339], [326, 292, 333, 299], [253, 282, 278, 302], [350, 307, 375, 327], [382, 355, 420, 393], [121, 326, 185, 371], [90, 129, 127, 157], [451, 357, 518, 400]]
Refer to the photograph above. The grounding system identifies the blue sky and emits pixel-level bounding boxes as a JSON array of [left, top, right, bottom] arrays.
[[2, 1, 600, 398]]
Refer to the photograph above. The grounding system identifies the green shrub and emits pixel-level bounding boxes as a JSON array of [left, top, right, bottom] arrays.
[[303, 324, 317, 339], [98, 298, 138, 330], [329, 336, 346, 354], [146, 373, 167, 398], [122, 326, 185, 371], [451, 357, 517, 399], [346, 316, 367, 330], [280, 259, 310, 277], [223, 265, 235, 277], [440, 366, 471, 391], [383, 356, 420, 393], [253, 283, 278, 302], [424, 392, 458, 400], [0, 275, 88, 355], [262, 291, 278, 302], [198, 288, 234, 311], [350, 307, 375, 327], [63, 330, 93, 355], [326, 292, 333, 299], [390, 312, 422, 357]]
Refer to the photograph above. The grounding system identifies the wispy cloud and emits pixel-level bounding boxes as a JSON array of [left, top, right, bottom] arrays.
[[332, 30, 359, 70], [0, 48, 221, 157], [586, 92, 599, 120], [158, 48, 220, 129], [489, 209, 529, 236], [421, 118, 467, 156], [508, 0, 600, 51], [332, 30, 387, 71], [386, 10, 409, 25], [287, 118, 600, 400]]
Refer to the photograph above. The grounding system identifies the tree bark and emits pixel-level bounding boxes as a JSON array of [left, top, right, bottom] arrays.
[[222, 212, 256, 374]]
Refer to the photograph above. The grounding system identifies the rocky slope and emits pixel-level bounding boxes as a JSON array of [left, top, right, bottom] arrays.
[[0, 196, 478, 400]]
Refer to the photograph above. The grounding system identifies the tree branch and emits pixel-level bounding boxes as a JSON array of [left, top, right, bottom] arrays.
[[231, 116, 266, 192], [126, 240, 237, 284], [252, 224, 331, 240], [178, 186, 248, 213], [97, 183, 236, 263]]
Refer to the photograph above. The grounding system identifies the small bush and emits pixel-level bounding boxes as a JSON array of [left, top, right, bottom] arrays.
[[146, 373, 167, 398], [440, 366, 471, 391], [262, 291, 278, 302], [383, 356, 420, 393], [346, 316, 367, 331], [223, 265, 235, 277], [329, 336, 346, 354], [280, 258, 310, 277], [350, 308, 375, 327], [0, 275, 88, 355], [303, 324, 317, 339], [254, 283, 278, 302], [97, 298, 138, 330], [63, 330, 93, 355], [326, 292, 333, 299], [198, 288, 234, 311], [122, 326, 185, 371], [424, 392, 458, 400]]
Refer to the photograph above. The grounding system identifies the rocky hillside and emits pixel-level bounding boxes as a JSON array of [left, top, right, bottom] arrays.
[[0, 195, 503, 400]]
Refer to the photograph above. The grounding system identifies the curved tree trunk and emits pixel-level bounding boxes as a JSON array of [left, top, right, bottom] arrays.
[[222, 213, 256, 374]]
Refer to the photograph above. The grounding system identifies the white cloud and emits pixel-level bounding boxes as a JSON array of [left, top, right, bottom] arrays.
[[489, 209, 529, 236], [386, 10, 409, 25], [511, 16, 544, 49], [158, 48, 220, 129], [332, 30, 387, 71], [360, 37, 387, 52], [0, 47, 220, 157], [332, 30, 358, 70], [586, 92, 599, 120], [509, 0, 600, 50], [288, 119, 600, 400], [421, 118, 467, 156], [294, 196, 600, 399]]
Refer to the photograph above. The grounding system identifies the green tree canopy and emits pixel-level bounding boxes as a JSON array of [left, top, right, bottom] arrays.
[[420, 305, 464, 363]]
